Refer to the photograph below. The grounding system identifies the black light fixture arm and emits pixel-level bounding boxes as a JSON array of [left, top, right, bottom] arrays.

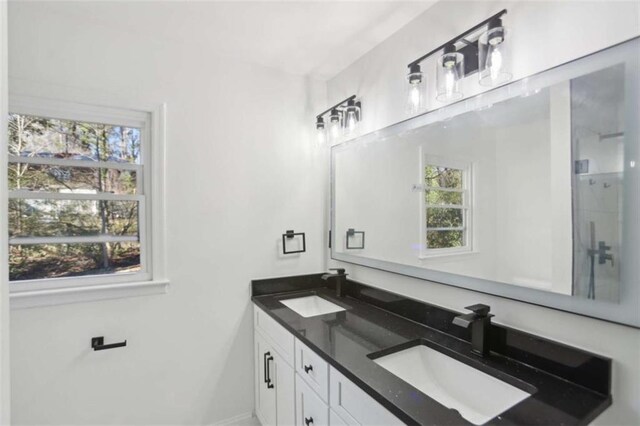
[[316, 95, 357, 119], [407, 9, 507, 69]]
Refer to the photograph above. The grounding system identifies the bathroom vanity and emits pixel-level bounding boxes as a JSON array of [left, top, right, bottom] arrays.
[[252, 274, 612, 425]]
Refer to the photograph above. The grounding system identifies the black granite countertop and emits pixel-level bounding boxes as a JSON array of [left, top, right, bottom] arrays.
[[251, 274, 612, 426]]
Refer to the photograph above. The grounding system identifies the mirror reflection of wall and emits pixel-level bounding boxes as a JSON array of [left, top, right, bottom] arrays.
[[334, 81, 575, 294], [571, 64, 625, 302]]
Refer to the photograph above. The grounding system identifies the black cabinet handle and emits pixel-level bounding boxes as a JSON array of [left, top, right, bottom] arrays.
[[263, 352, 270, 384], [91, 336, 126, 351], [304, 364, 313, 374], [305, 417, 313, 426], [266, 355, 274, 389]]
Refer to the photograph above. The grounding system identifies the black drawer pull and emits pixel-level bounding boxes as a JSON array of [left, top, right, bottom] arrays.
[[263, 352, 270, 384], [305, 417, 313, 426], [91, 336, 126, 351], [266, 355, 274, 389], [304, 364, 313, 374]]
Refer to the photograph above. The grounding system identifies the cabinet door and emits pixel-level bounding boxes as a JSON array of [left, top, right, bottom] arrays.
[[255, 331, 277, 426], [274, 351, 295, 426]]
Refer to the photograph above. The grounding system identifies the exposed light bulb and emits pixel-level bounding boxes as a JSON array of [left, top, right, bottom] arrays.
[[409, 84, 421, 109], [444, 67, 456, 96], [345, 110, 357, 134], [316, 128, 326, 145], [436, 46, 463, 102], [406, 63, 424, 114], [479, 19, 511, 87], [489, 47, 503, 82]]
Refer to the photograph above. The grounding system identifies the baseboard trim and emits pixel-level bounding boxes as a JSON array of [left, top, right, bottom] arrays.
[[211, 412, 255, 426]]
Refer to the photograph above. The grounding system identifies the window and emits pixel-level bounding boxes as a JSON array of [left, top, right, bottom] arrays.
[[422, 157, 472, 256], [6, 97, 166, 305]]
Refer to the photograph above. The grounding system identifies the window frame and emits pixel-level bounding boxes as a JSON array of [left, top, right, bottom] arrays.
[[7, 95, 168, 307], [419, 154, 473, 258]]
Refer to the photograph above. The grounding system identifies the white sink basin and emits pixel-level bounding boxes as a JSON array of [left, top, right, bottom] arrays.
[[280, 295, 345, 318], [373, 344, 531, 425]]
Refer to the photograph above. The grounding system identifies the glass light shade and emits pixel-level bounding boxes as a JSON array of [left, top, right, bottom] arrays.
[[343, 107, 359, 136], [478, 26, 512, 86], [406, 70, 426, 114], [436, 51, 464, 102], [328, 110, 342, 143], [316, 126, 327, 146]]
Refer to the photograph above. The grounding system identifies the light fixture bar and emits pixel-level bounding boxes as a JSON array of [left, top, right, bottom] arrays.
[[407, 9, 507, 69], [316, 95, 357, 119]]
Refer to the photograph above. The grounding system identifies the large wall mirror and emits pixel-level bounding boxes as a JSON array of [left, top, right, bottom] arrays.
[[331, 38, 639, 327]]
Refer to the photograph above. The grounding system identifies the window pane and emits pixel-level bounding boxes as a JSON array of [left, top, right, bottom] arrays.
[[8, 113, 141, 164], [427, 230, 464, 249], [9, 242, 141, 281], [9, 199, 139, 237], [426, 189, 463, 206], [9, 163, 138, 195], [426, 207, 463, 228], [425, 165, 463, 189]]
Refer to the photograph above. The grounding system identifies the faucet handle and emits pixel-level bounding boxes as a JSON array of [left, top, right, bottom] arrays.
[[464, 304, 491, 317], [329, 268, 346, 275]]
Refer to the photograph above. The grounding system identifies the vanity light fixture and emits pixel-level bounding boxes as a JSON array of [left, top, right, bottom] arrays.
[[315, 95, 361, 144], [406, 9, 510, 108], [436, 44, 464, 102], [406, 63, 426, 114], [478, 17, 512, 86]]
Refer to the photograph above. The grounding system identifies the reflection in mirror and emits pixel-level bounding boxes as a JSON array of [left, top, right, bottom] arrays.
[[332, 38, 639, 326]]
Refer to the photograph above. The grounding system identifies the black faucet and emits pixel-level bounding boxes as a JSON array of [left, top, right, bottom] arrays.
[[321, 268, 349, 298], [452, 304, 494, 357]]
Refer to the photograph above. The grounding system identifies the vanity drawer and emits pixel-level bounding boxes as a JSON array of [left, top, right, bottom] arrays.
[[254, 305, 294, 366], [296, 373, 329, 426], [329, 367, 403, 426], [329, 408, 357, 426], [295, 338, 329, 402]]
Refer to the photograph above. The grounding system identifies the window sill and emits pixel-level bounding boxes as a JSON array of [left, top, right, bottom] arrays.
[[10, 279, 169, 309]]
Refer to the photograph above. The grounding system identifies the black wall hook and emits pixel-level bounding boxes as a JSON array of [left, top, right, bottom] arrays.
[[91, 336, 127, 351]]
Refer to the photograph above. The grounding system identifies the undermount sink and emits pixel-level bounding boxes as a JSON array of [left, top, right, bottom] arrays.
[[280, 295, 345, 318], [372, 343, 531, 425]]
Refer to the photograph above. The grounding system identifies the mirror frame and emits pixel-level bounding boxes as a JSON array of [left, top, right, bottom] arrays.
[[330, 37, 640, 328]]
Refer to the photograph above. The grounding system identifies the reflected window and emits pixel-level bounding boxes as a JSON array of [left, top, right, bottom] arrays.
[[422, 158, 472, 256]]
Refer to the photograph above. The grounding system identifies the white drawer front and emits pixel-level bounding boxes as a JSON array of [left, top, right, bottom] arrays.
[[254, 305, 295, 366], [296, 373, 329, 426], [329, 408, 358, 426], [295, 339, 330, 402], [329, 367, 404, 426]]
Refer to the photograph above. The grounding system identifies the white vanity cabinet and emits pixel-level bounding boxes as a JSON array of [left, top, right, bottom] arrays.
[[254, 307, 295, 426], [254, 305, 404, 426]]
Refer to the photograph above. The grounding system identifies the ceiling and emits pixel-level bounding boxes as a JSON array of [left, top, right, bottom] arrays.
[[30, 1, 436, 80]]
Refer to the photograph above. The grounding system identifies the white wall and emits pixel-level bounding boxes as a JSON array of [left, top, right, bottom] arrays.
[[0, 0, 11, 423], [328, 1, 640, 425], [8, 2, 327, 424]]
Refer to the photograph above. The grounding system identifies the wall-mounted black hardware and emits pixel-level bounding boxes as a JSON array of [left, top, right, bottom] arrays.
[[346, 228, 365, 250], [452, 304, 494, 357], [575, 159, 590, 174], [322, 268, 349, 298], [305, 417, 314, 426], [315, 95, 362, 143], [265, 352, 274, 389], [282, 230, 306, 254], [328, 230, 332, 249], [91, 336, 127, 351], [304, 364, 313, 374]]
